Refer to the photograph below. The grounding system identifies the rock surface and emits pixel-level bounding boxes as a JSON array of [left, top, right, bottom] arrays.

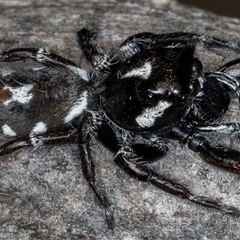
[[0, 0, 240, 239]]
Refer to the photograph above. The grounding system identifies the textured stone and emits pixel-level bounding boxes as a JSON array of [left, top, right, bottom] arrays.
[[0, 1, 240, 239]]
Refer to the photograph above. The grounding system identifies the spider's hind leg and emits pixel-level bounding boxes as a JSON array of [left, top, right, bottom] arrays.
[[0, 130, 76, 156], [0, 48, 79, 68]]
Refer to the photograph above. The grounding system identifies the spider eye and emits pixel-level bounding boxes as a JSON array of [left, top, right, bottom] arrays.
[[135, 84, 158, 105], [137, 85, 168, 105], [138, 89, 158, 105], [147, 91, 154, 100]]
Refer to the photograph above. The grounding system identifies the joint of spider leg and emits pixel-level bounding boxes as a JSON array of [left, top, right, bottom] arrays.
[[93, 53, 112, 72], [36, 48, 50, 61], [0, 52, 9, 61], [187, 134, 208, 152], [37, 48, 50, 55], [30, 137, 43, 149], [119, 42, 141, 58]]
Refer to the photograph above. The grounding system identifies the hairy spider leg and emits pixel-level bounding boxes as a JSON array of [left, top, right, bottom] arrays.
[[220, 58, 240, 79], [0, 131, 76, 155], [219, 57, 240, 104], [185, 59, 240, 173], [0, 48, 79, 68], [77, 111, 115, 229], [189, 136, 240, 174], [171, 125, 240, 174], [115, 146, 240, 217], [0, 47, 91, 85], [196, 123, 240, 135], [0, 136, 31, 155], [77, 28, 116, 73], [119, 32, 240, 58]]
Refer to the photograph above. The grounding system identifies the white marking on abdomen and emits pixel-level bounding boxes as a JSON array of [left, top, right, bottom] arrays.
[[135, 101, 172, 128], [31, 122, 47, 135], [3, 85, 33, 105], [2, 124, 17, 136], [30, 122, 47, 148], [121, 61, 152, 80], [64, 90, 88, 124]]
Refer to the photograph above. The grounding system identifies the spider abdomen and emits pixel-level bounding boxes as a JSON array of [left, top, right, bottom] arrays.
[[0, 54, 90, 138]]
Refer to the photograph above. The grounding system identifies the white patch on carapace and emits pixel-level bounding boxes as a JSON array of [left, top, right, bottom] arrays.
[[135, 100, 172, 128], [3, 85, 33, 105], [2, 124, 17, 137], [68, 66, 89, 81], [121, 62, 152, 80], [64, 90, 88, 124]]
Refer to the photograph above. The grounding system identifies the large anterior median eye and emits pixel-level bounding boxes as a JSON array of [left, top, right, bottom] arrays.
[[143, 89, 163, 105], [136, 82, 169, 106], [146, 91, 154, 101], [138, 89, 157, 104]]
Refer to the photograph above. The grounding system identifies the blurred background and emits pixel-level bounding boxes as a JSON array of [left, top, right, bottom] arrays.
[[179, 0, 240, 18]]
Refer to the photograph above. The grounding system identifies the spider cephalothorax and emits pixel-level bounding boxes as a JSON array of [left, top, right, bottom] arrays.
[[1, 28, 240, 229]]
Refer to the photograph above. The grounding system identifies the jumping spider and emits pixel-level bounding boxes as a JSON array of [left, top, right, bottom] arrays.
[[1, 28, 240, 229]]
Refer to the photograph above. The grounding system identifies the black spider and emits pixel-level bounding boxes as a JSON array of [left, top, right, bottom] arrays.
[[1, 28, 240, 229]]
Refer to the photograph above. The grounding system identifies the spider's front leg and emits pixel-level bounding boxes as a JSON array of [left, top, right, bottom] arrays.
[[119, 32, 240, 59], [189, 135, 240, 174], [172, 125, 240, 174], [220, 58, 240, 79], [115, 146, 240, 216], [77, 111, 115, 229]]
